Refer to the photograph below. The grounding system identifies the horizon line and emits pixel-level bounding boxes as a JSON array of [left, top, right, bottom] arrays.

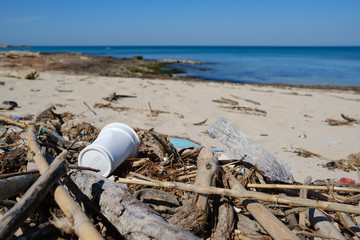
[[2, 44, 360, 48]]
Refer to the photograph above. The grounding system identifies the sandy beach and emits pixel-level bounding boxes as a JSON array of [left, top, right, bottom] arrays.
[[1, 58, 359, 183]]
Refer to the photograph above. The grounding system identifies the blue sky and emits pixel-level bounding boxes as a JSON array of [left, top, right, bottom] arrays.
[[1, 0, 359, 46]]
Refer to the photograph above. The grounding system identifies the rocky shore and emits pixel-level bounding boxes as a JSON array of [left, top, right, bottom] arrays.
[[0, 51, 197, 80]]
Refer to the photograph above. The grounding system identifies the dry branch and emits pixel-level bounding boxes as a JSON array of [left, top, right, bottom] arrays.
[[117, 177, 360, 214], [246, 183, 360, 193]]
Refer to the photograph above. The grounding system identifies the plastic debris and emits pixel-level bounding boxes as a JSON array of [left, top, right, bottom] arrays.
[[339, 177, 356, 184]]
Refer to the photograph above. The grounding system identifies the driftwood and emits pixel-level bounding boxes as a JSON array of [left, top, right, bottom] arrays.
[[68, 170, 199, 240], [0, 174, 39, 201], [213, 196, 234, 240], [213, 172, 234, 240], [0, 152, 67, 240], [208, 117, 294, 182], [168, 148, 219, 234], [307, 208, 346, 240], [227, 174, 299, 240], [117, 177, 360, 215], [299, 176, 312, 227], [27, 125, 104, 240], [194, 148, 218, 218]]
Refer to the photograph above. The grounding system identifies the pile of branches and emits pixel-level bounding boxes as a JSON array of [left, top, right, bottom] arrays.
[[1, 107, 360, 240]]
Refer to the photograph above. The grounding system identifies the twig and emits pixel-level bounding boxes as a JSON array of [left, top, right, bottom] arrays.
[[148, 102, 153, 114], [117, 177, 360, 214], [0, 144, 18, 149], [177, 173, 197, 181], [67, 164, 100, 172], [0, 165, 99, 179], [246, 183, 360, 193], [295, 147, 333, 162], [83, 101, 97, 115], [0, 114, 28, 128], [0, 169, 39, 179], [66, 139, 78, 151], [192, 119, 208, 126]]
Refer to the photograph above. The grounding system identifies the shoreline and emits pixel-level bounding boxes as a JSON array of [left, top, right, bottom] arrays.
[[0, 50, 360, 91]]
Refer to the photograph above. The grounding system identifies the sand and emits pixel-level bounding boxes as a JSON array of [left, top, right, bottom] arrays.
[[0, 69, 359, 183]]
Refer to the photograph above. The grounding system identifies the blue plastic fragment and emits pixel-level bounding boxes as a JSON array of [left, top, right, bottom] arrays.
[[170, 137, 224, 152], [12, 116, 20, 120], [212, 148, 224, 152], [170, 138, 199, 148]]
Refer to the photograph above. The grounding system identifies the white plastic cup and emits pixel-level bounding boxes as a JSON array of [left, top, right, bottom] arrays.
[[78, 122, 140, 177]]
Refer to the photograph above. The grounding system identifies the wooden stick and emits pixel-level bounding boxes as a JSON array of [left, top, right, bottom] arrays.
[[117, 177, 360, 214], [228, 174, 300, 240], [0, 152, 67, 240], [0, 114, 27, 128], [0, 166, 99, 180], [27, 125, 104, 240], [83, 101, 97, 115], [246, 183, 360, 193], [0, 169, 39, 179]]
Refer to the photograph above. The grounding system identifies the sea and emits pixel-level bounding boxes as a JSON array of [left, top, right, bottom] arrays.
[[1, 46, 360, 87]]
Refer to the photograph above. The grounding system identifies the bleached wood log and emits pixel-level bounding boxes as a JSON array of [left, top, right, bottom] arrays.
[[0, 153, 67, 240], [228, 174, 300, 240], [0, 174, 39, 201], [208, 117, 294, 182], [307, 208, 346, 240], [68, 170, 200, 240]]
